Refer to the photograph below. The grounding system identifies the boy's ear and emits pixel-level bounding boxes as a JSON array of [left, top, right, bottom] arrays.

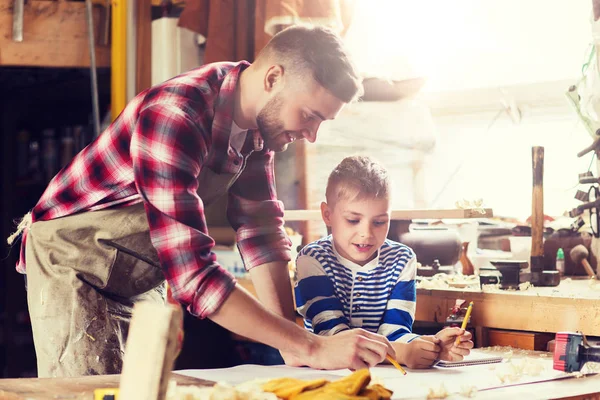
[[321, 201, 332, 226]]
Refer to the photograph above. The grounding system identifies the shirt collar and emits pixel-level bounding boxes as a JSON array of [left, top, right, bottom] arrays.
[[330, 237, 381, 272], [212, 62, 263, 156]]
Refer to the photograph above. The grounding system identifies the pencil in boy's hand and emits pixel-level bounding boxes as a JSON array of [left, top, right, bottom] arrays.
[[455, 301, 474, 346], [385, 354, 407, 375]]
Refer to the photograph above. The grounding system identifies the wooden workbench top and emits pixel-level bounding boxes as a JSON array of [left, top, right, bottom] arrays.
[[0, 373, 212, 400], [416, 277, 600, 336], [418, 276, 600, 299]]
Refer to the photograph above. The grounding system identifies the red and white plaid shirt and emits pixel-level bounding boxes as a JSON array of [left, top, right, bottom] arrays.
[[17, 62, 291, 318]]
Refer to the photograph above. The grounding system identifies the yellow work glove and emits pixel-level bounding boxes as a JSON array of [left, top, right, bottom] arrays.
[[263, 370, 393, 400], [261, 377, 328, 399]]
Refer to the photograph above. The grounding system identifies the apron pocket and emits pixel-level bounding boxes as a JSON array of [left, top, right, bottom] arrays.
[[99, 232, 165, 298]]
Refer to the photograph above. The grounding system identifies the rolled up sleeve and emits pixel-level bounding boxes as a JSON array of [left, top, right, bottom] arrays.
[[227, 148, 292, 269]]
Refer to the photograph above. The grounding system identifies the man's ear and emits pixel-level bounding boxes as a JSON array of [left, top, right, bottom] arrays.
[[321, 201, 332, 226], [264, 65, 284, 92]]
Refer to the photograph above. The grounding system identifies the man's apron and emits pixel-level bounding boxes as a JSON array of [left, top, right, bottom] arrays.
[[26, 164, 240, 377]]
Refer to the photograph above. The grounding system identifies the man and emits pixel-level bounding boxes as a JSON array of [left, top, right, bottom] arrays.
[[9, 25, 395, 377]]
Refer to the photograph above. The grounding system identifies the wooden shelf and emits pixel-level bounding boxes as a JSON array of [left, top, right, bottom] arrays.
[[284, 208, 493, 221]]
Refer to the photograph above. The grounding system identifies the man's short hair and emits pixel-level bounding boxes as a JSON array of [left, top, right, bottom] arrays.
[[258, 25, 362, 103], [326, 155, 390, 207]]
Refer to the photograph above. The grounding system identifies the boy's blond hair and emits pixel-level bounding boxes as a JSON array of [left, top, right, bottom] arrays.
[[325, 155, 390, 207]]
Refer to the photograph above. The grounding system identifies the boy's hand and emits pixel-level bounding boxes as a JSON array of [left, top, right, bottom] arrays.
[[435, 327, 474, 361], [282, 329, 395, 370], [393, 335, 441, 369]]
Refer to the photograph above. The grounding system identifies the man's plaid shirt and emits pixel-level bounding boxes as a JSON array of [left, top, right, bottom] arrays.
[[17, 61, 291, 318]]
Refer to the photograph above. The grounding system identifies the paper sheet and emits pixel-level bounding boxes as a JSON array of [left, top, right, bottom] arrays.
[[176, 353, 575, 399]]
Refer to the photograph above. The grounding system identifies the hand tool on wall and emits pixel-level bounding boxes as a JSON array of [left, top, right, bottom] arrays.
[[553, 332, 600, 372], [530, 146, 560, 286], [569, 245, 597, 278], [12, 0, 24, 42]]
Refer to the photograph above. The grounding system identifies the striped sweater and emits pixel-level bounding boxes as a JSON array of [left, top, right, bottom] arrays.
[[294, 236, 418, 342]]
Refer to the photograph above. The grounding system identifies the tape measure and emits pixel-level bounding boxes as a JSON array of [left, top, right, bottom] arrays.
[[93, 388, 119, 400]]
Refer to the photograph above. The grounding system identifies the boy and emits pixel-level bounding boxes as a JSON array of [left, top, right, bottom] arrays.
[[294, 156, 473, 369]]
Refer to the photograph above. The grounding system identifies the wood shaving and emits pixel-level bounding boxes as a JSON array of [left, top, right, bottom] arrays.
[[417, 274, 479, 290], [481, 284, 501, 293], [427, 383, 449, 399], [518, 281, 533, 291], [460, 385, 478, 397], [166, 380, 277, 400], [455, 199, 486, 214], [495, 358, 544, 384]]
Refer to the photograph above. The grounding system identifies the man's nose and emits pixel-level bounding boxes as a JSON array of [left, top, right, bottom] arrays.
[[302, 121, 321, 143]]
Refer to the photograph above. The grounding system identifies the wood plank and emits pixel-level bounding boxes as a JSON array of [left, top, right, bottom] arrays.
[[0, 0, 111, 67], [119, 302, 183, 400], [284, 208, 493, 221], [0, 373, 210, 400]]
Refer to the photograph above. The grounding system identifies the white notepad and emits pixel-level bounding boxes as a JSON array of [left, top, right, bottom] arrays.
[[434, 354, 504, 368]]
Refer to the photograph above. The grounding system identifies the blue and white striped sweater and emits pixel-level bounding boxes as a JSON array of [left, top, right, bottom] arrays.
[[294, 236, 418, 342]]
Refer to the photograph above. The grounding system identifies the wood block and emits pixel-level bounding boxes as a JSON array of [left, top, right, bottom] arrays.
[[119, 302, 183, 400], [488, 329, 554, 351]]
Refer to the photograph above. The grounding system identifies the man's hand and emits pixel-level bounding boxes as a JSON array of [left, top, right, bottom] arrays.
[[281, 329, 395, 371], [393, 335, 441, 369], [435, 327, 474, 361]]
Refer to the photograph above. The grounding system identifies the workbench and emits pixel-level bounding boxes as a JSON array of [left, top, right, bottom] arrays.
[[238, 276, 600, 345], [0, 353, 597, 400], [415, 278, 600, 344]]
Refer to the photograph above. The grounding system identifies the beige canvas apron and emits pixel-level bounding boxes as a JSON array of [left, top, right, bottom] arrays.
[[26, 164, 240, 377]]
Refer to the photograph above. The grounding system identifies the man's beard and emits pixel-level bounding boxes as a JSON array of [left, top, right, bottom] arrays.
[[256, 95, 288, 152]]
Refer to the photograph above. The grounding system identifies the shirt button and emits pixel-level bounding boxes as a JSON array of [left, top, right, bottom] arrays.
[[354, 305, 360, 311], [233, 159, 240, 166], [355, 293, 361, 298], [357, 277, 363, 282]]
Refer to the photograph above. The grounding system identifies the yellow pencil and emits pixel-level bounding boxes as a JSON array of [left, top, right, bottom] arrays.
[[455, 301, 474, 346], [386, 354, 407, 375]]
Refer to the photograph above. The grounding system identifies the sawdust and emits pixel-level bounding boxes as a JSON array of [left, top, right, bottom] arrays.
[[166, 380, 277, 400], [417, 274, 479, 290], [476, 346, 546, 359], [481, 284, 501, 293]]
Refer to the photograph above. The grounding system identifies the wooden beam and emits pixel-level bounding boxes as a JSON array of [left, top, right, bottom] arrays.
[[111, 0, 127, 119], [0, 0, 111, 67], [284, 208, 494, 222], [135, 0, 152, 94]]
